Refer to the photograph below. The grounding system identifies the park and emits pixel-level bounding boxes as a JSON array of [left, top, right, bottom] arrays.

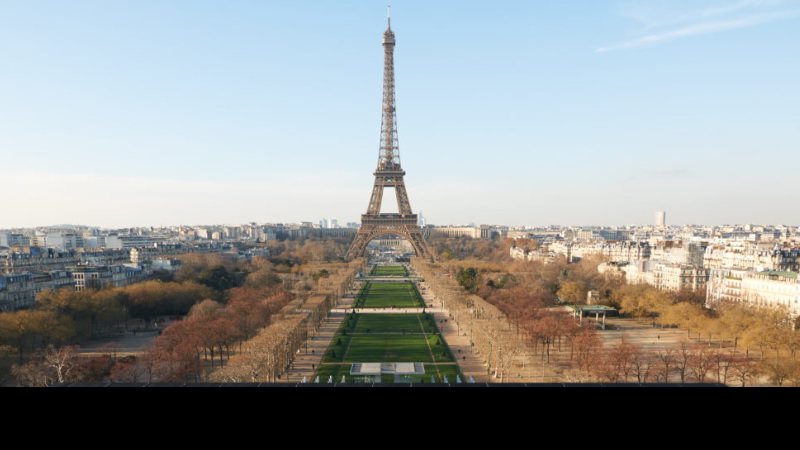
[[314, 265, 463, 384]]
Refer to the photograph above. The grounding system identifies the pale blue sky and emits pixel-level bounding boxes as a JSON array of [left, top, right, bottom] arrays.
[[1, 0, 798, 228]]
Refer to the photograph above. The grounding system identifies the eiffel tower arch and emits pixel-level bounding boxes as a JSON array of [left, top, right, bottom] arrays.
[[347, 15, 432, 260]]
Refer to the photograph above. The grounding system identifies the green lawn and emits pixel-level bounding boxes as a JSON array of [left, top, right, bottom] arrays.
[[315, 279, 462, 384], [355, 281, 425, 308], [352, 314, 435, 334], [345, 335, 434, 362], [321, 313, 456, 364], [370, 265, 408, 277]]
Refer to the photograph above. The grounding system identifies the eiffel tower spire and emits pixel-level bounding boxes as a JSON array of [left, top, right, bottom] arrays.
[[379, 8, 400, 171]]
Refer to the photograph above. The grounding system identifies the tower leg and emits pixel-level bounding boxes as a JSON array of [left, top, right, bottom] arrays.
[[347, 225, 432, 261]]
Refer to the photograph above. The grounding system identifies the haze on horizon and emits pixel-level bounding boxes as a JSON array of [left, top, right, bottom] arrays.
[[1, 1, 798, 229]]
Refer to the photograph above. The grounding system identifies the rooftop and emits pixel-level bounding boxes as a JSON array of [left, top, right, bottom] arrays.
[[752, 271, 798, 280]]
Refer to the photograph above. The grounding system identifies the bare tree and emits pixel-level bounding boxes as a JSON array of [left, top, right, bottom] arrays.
[[11, 360, 51, 387], [761, 357, 800, 387], [631, 350, 655, 384], [110, 356, 148, 383], [655, 349, 675, 383], [708, 351, 735, 385], [494, 331, 523, 383], [43, 345, 78, 384], [573, 327, 601, 375], [689, 346, 715, 383], [675, 343, 693, 384], [729, 356, 760, 387]]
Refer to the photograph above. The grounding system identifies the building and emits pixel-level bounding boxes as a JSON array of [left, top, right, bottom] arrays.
[[130, 248, 141, 266], [656, 211, 666, 228], [105, 234, 167, 250], [651, 263, 708, 292], [507, 230, 531, 240], [309, 228, 357, 238], [0, 233, 31, 248], [0, 273, 36, 311], [707, 268, 745, 307], [83, 236, 101, 248], [429, 226, 495, 240], [549, 241, 651, 263], [510, 246, 558, 264], [45, 232, 84, 250], [72, 266, 113, 291], [704, 242, 799, 272], [480, 226, 499, 240], [110, 265, 144, 288], [31, 231, 47, 248], [597, 229, 629, 241], [151, 258, 182, 272], [618, 260, 655, 286], [246, 248, 271, 259], [651, 241, 707, 266], [606, 259, 708, 292], [223, 227, 240, 239], [707, 269, 800, 317], [31, 270, 74, 294], [742, 271, 799, 315]]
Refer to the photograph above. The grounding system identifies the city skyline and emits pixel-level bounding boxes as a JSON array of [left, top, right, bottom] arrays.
[[4, 217, 800, 231], [2, 1, 799, 228]]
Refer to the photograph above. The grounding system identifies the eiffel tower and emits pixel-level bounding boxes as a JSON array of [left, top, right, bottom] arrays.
[[347, 12, 432, 260]]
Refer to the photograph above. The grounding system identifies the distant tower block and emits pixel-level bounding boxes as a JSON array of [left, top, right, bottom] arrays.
[[656, 211, 667, 228]]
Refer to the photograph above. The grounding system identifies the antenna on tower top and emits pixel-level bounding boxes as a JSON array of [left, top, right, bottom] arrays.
[[387, 1, 392, 28]]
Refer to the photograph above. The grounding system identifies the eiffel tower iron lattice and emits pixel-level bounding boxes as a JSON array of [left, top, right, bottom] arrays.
[[347, 15, 432, 260]]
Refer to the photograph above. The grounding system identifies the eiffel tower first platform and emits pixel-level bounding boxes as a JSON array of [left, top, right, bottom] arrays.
[[346, 14, 432, 260]]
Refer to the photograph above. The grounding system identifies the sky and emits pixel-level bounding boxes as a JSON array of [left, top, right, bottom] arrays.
[[1, 0, 798, 228]]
